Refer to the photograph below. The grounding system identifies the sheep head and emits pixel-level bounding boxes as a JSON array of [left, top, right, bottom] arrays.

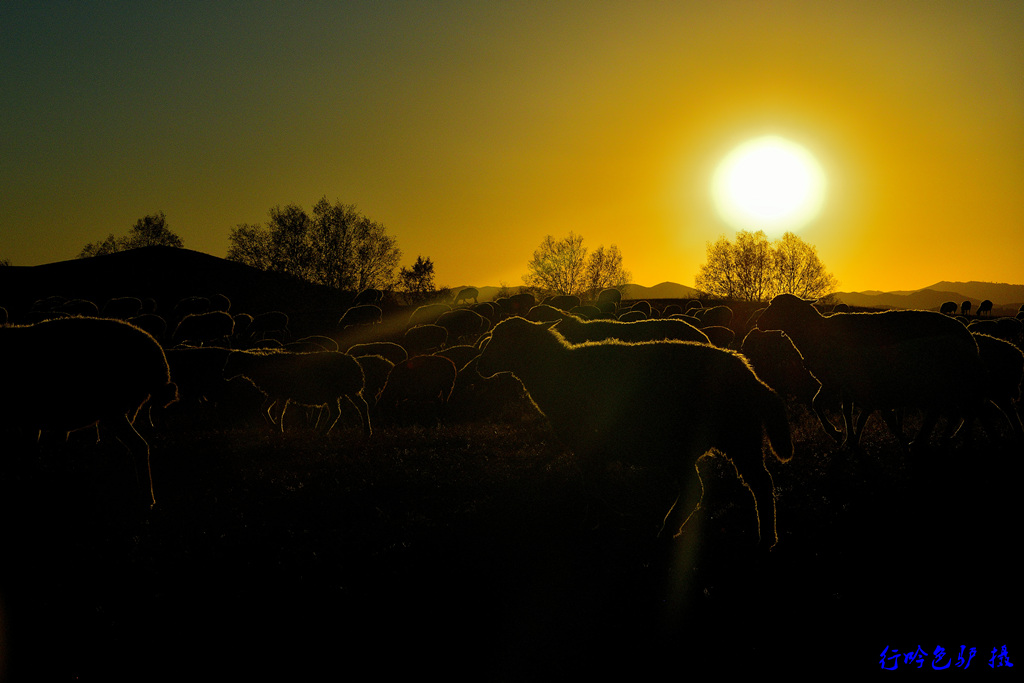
[[756, 293, 822, 334]]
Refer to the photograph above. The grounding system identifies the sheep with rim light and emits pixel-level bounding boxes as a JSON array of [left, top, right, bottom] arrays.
[[755, 293, 986, 448], [477, 316, 792, 549], [552, 312, 710, 345], [223, 349, 371, 435], [0, 316, 178, 507]]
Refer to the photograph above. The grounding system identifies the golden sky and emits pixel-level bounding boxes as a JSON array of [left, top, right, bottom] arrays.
[[2, 1, 1022, 293]]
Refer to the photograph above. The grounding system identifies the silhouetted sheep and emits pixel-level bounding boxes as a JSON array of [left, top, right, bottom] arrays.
[[435, 344, 480, 372], [477, 317, 792, 549], [338, 305, 383, 328], [355, 354, 395, 417], [103, 296, 144, 319], [940, 301, 958, 316], [408, 303, 452, 327], [247, 311, 290, 342], [353, 289, 384, 306], [454, 287, 479, 305], [545, 295, 582, 313], [436, 308, 489, 343], [377, 355, 458, 426], [403, 324, 448, 356], [978, 300, 993, 317], [972, 333, 1024, 442], [553, 313, 710, 345], [739, 329, 821, 405], [596, 288, 622, 306], [756, 293, 985, 448], [223, 350, 371, 435], [0, 317, 178, 507], [701, 325, 736, 349], [173, 311, 234, 347], [347, 342, 408, 366], [961, 300, 972, 316]]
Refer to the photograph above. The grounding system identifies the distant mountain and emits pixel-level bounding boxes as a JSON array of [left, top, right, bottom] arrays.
[[834, 280, 1024, 315], [621, 282, 702, 300]]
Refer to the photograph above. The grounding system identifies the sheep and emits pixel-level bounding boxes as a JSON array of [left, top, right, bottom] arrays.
[[701, 325, 736, 349], [57, 298, 99, 316], [408, 303, 452, 327], [755, 293, 986, 448], [403, 324, 448, 356], [435, 344, 480, 372], [961, 300, 972, 317], [0, 316, 179, 507], [596, 288, 622, 306], [354, 354, 395, 407], [338, 304, 383, 328], [247, 311, 291, 342], [377, 355, 458, 426], [208, 293, 232, 312], [298, 335, 339, 352], [173, 296, 210, 320], [552, 313, 710, 345], [347, 341, 408, 365], [435, 308, 489, 344], [454, 287, 479, 305], [172, 311, 235, 347], [165, 346, 234, 405], [127, 313, 168, 343], [569, 304, 603, 320], [526, 304, 568, 323], [102, 296, 144, 319], [940, 301, 958, 316], [739, 328, 821, 406], [830, 303, 850, 314], [978, 300, 993, 317], [617, 310, 647, 322], [545, 294, 582, 313], [972, 333, 1024, 442], [223, 350, 371, 436], [698, 305, 733, 328], [476, 317, 792, 549], [353, 288, 384, 306]]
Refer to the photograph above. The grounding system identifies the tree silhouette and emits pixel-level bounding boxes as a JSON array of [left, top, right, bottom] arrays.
[[523, 233, 631, 298], [228, 197, 401, 291], [696, 230, 837, 302], [399, 256, 437, 302], [78, 211, 183, 258]]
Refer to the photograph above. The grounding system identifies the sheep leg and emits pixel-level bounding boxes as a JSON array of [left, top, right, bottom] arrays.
[[320, 400, 342, 434], [108, 413, 156, 509], [731, 448, 779, 550], [660, 467, 705, 541], [347, 394, 372, 436], [812, 389, 844, 443], [278, 399, 291, 433], [880, 409, 910, 450]]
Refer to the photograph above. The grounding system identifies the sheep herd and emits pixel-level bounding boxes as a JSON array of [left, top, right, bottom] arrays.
[[1, 288, 1022, 548]]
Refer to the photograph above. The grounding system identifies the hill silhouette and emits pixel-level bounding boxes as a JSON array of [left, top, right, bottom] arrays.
[[0, 247, 356, 334]]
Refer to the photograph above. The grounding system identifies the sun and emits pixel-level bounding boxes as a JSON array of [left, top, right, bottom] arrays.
[[711, 135, 827, 236]]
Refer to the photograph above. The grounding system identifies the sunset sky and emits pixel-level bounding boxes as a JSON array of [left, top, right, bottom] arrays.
[[3, 1, 1022, 293]]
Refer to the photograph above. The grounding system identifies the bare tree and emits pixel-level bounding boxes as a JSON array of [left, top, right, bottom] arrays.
[[78, 211, 183, 258], [228, 197, 401, 291], [696, 230, 837, 302], [524, 232, 630, 298]]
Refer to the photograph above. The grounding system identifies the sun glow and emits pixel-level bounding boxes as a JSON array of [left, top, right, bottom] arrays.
[[711, 136, 827, 236]]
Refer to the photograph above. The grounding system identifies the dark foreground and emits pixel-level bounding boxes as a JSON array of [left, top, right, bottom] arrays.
[[0, 401, 1019, 680]]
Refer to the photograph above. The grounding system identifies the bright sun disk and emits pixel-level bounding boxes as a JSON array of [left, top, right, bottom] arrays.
[[711, 135, 827, 236]]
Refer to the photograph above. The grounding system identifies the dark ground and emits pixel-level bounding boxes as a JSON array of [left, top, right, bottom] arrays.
[[0, 396, 1018, 681]]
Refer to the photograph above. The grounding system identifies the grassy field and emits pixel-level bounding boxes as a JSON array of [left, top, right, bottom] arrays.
[[0, 389, 1019, 679]]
